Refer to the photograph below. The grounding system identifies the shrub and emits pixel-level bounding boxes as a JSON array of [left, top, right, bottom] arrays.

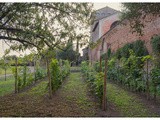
[[81, 61, 104, 101], [50, 59, 61, 92], [151, 35, 160, 55]]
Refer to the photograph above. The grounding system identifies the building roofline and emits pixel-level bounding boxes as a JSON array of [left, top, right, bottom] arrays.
[[94, 5, 121, 13], [93, 12, 121, 22], [91, 6, 121, 22]]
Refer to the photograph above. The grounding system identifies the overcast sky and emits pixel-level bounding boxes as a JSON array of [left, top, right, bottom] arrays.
[[94, 3, 122, 11], [0, 3, 123, 57]]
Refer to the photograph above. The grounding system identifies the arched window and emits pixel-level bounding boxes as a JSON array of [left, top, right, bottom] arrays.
[[110, 21, 120, 29]]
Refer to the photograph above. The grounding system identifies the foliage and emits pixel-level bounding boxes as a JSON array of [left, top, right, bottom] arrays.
[[115, 40, 148, 59], [151, 35, 160, 55], [81, 61, 104, 101], [50, 59, 70, 93], [121, 3, 160, 35], [93, 72, 104, 101], [0, 3, 93, 52], [35, 66, 46, 81], [50, 59, 61, 92], [61, 60, 70, 80], [108, 49, 146, 92], [57, 42, 79, 62]]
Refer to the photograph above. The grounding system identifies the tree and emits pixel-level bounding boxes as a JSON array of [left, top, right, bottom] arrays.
[[121, 3, 160, 35], [57, 41, 78, 63], [0, 3, 93, 52]]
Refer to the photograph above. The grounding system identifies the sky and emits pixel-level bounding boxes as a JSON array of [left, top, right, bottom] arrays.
[[0, 3, 122, 58]]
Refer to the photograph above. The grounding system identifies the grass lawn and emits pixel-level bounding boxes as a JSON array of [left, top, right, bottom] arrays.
[[107, 83, 158, 117], [0, 76, 15, 96], [0, 67, 13, 75]]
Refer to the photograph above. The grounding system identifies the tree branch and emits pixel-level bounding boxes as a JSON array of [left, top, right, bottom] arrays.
[[0, 35, 40, 50]]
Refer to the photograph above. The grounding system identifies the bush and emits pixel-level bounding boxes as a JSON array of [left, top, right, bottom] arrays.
[[81, 61, 104, 101], [61, 60, 70, 80], [115, 40, 148, 59], [50, 59, 61, 92], [151, 35, 160, 55]]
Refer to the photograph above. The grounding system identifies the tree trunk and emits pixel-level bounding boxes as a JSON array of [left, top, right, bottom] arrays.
[[102, 54, 107, 111], [46, 59, 52, 99], [15, 57, 18, 93]]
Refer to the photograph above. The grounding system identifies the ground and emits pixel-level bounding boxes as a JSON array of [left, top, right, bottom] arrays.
[[0, 67, 159, 117]]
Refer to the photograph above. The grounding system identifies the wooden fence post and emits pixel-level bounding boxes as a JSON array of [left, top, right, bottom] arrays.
[[15, 57, 18, 93]]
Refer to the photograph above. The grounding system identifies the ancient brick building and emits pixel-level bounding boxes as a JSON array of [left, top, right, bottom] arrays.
[[89, 6, 160, 62]]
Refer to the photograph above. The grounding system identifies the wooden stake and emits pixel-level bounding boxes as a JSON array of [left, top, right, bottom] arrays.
[[46, 59, 52, 99], [15, 57, 18, 93], [100, 56, 102, 72], [34, 60, 36, 83], [146, 59, 149, 100], [102, 53, 107, 111]]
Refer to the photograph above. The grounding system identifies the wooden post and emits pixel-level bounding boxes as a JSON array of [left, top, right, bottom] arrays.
[[4, 67, 6, 81], [102, 43, 110, 111], [4, 56, 6, 81], [100, 56, 102, 72], [46, 59, 52, 99], [146, 59, 149, 100], [15, 57, 18, 93], [34, 59, 36, 83], [102, 53, 107, 111]]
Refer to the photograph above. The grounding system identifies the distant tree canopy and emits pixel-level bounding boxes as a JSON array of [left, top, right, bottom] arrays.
[[121, 3, 160, 35], [0, 3, 93, 52], [57, 41, 79, 62]]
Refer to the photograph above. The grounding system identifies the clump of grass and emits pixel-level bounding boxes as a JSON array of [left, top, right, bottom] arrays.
[[107, 83, 158, 117]]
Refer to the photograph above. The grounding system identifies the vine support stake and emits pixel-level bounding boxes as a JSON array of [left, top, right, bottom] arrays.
[[102, 43, 110, 111], [146, 59, 149, 100], [15, 57, 18, 93], [46, 58, 52, 99]]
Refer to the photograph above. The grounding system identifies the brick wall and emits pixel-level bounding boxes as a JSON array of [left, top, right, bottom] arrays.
[[89, 15, 160, 62]]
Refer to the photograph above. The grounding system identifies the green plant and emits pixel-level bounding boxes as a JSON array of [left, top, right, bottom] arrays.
[[150, 67, 160, 100], [50, 59, 61, 92], [94, 72, 104, 101], [115, 40, 148, 59], [61, 60, 70, 80], [151, 35, 160, 55]]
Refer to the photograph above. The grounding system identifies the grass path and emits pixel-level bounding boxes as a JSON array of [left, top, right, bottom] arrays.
[[107, 83, 159, 117]]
